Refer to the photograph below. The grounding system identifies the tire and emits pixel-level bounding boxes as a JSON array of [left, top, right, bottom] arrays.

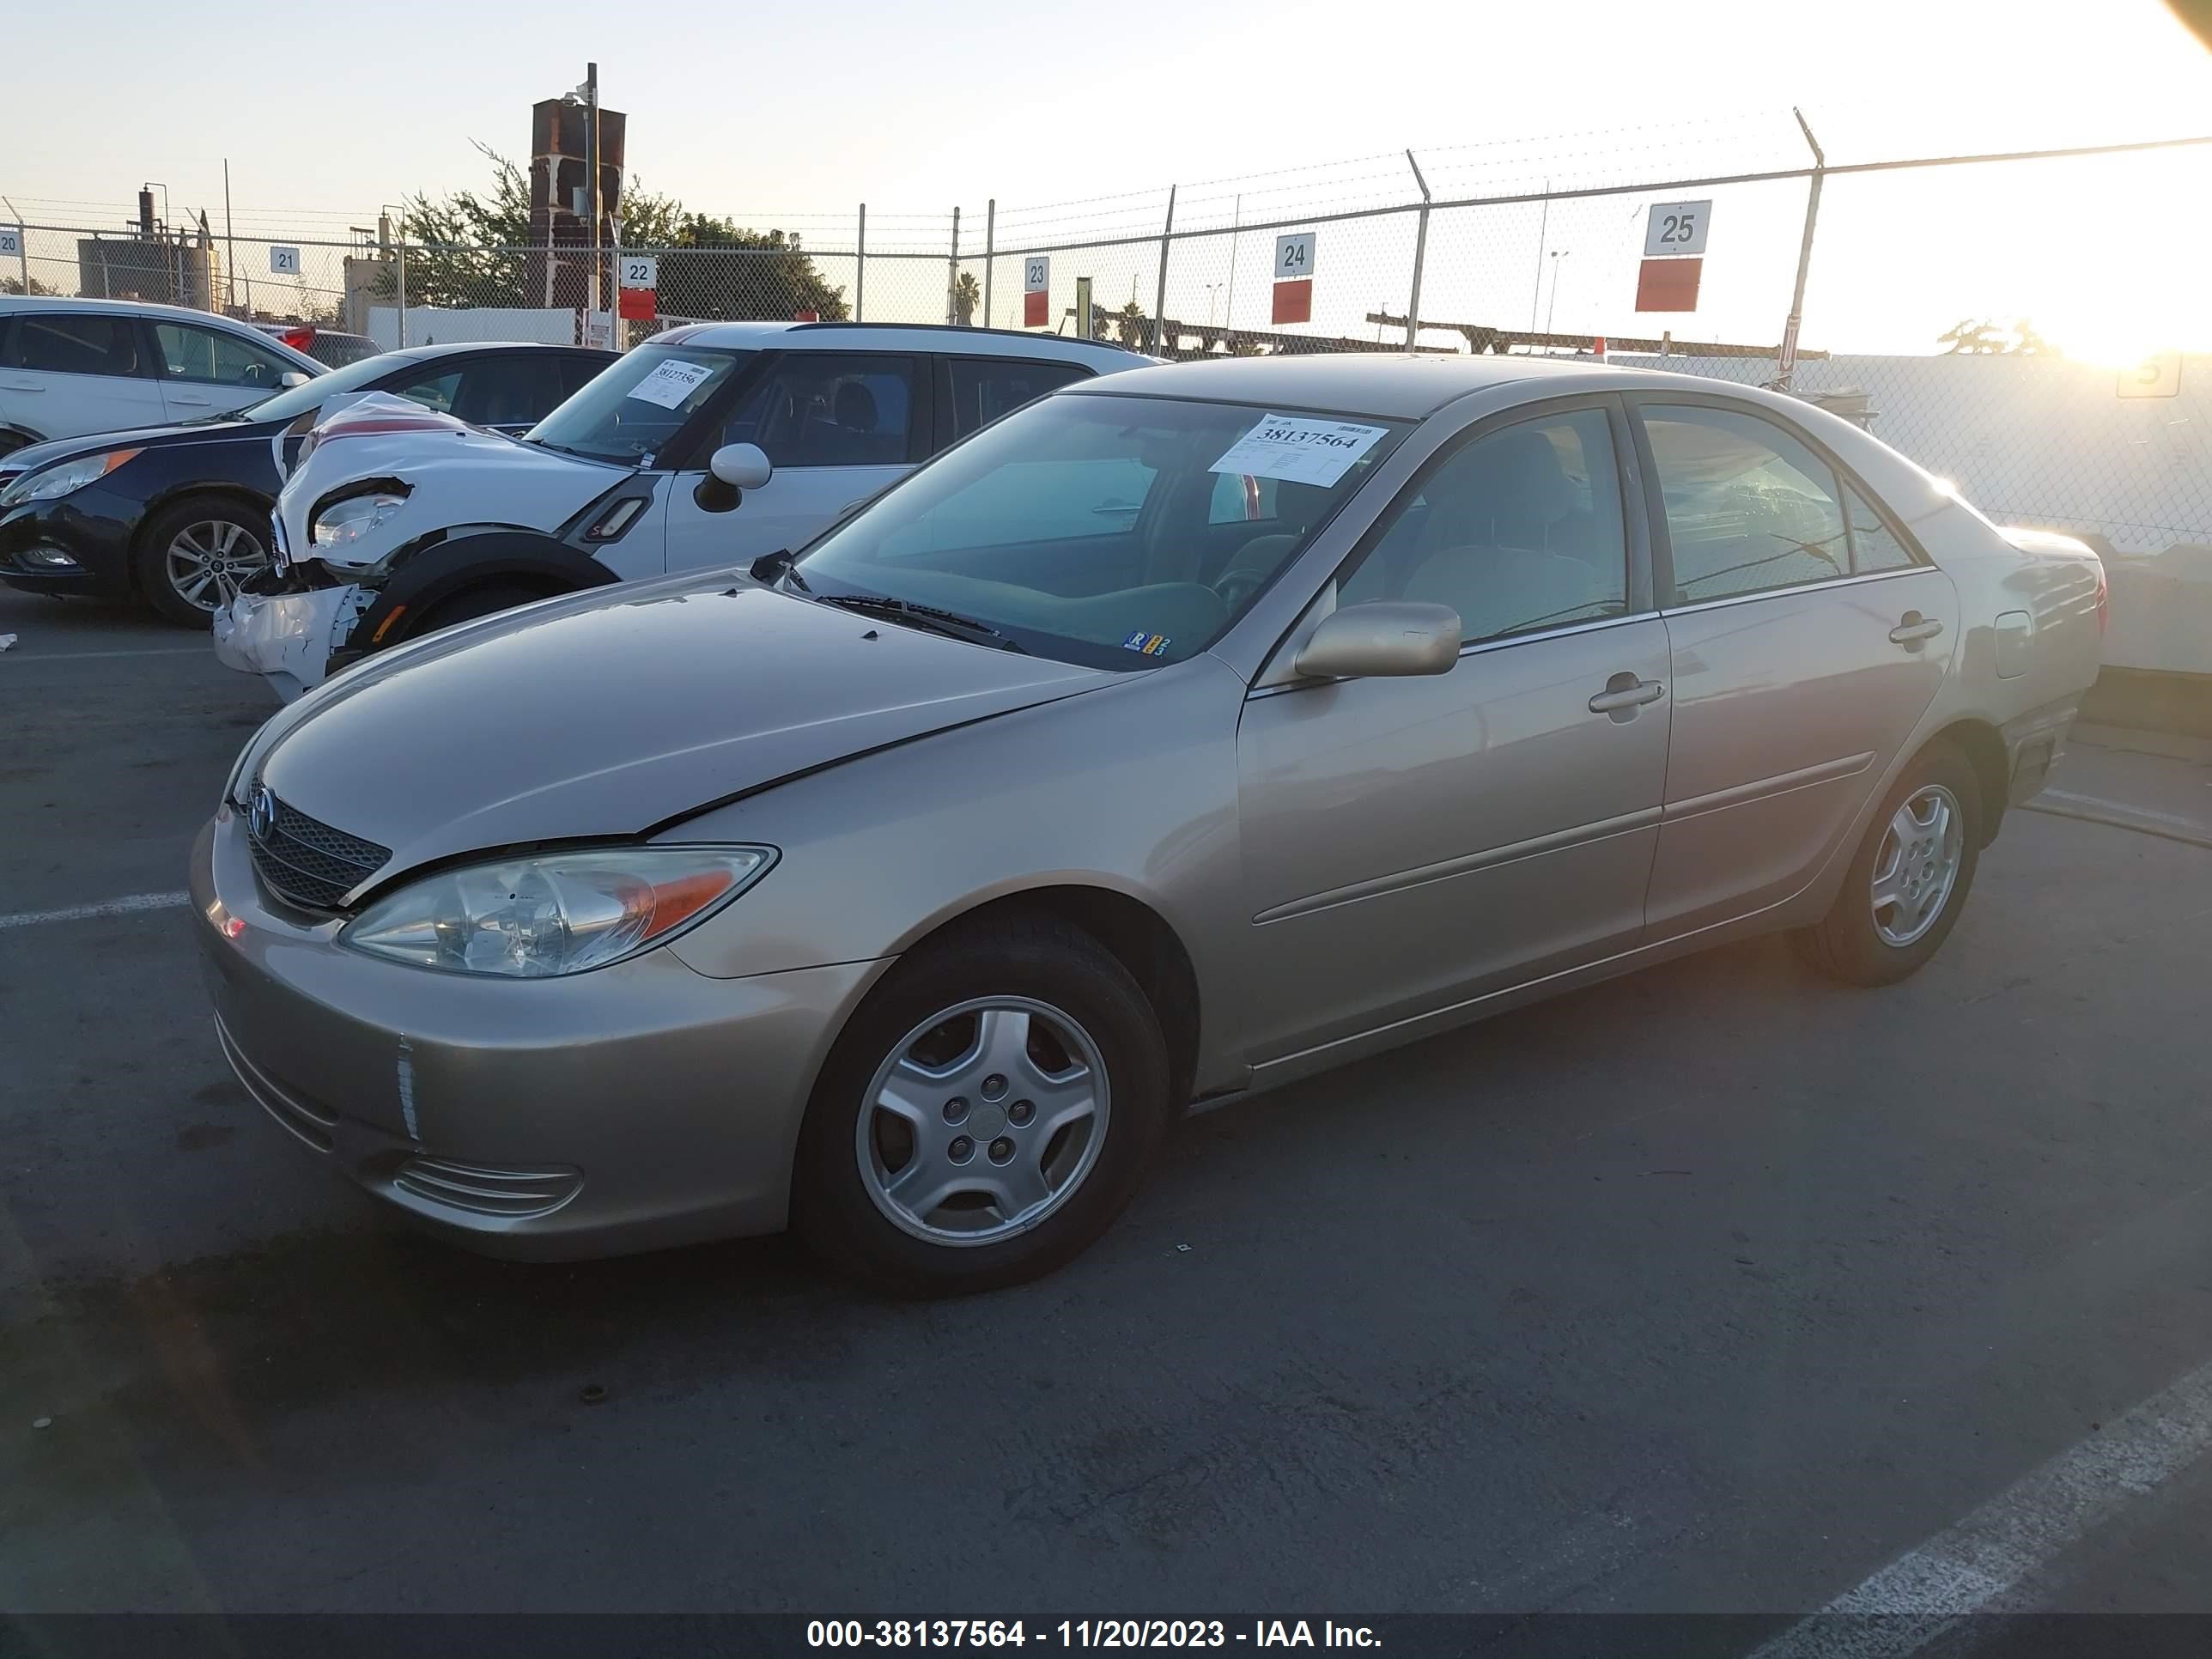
[[792, 915, 1172, 1296], [406, 582, 555, 640], [1793, 738, 1983, 987], [135, 495, 272, 628]]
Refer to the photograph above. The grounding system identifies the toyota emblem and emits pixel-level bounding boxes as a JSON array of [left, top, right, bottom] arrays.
[[249, 787, 276, 839]]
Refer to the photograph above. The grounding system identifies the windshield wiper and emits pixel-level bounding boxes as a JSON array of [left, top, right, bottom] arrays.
[[814, 592, 1024, 652]]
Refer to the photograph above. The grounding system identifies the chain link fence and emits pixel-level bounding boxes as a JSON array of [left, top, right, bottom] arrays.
[[8, 123, 2209, 680]]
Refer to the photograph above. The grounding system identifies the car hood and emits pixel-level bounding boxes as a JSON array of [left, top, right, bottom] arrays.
[[246, 574, 1118, 890], [276, 397, 622, 568], [3, 418, 269, 477]]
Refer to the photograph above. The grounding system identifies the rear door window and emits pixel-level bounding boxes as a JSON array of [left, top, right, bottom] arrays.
[[6, 312, 149, 377], [947, 356, 1091, 438], [721, 353, 920, 467]]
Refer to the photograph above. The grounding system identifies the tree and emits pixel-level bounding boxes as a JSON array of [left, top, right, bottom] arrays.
[[1937, 315, 2061, 356], [953, 270, 980, 326], [1, 275, 59, 296], [383, 147, 848, 321], [1114, 299, 1147, 349]]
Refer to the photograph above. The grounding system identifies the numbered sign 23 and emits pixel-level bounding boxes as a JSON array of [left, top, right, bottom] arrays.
[[1644, 201, 1711, 258], [1023, 256, 1050, 328], [268, 246, 301, 275]]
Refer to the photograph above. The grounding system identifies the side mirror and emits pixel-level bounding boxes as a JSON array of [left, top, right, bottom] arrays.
[[710, 442, 773, 489], [279, 370, 312, 389], [1293, 601, 1462, 679]]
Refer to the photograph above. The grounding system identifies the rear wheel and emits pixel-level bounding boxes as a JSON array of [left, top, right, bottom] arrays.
[[136, 495, 270, 627], [793, 916, 1172, 1295], [405, 581, 556, 641], [1794, 739, 1982, 987]]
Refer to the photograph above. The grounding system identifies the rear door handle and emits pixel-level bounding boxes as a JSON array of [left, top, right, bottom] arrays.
[[171, 394, 213, 406], [1589, 674, 1666, 714], [1, 380, 43, 392], [1889, 611, 1944, 646]]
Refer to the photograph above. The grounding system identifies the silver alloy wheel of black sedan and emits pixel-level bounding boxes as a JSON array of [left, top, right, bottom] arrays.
[[164, 518, 270, 613]]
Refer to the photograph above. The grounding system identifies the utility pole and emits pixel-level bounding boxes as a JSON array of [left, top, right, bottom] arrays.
[[586, 63, 602, 324], [1776, 107, 1826, 392], [222, 161, 242, 317]]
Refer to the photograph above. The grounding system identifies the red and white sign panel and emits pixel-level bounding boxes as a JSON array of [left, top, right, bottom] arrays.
[[1271, 280, 1313, 325], [617, 253, 658, 321], [1024, 256, 1049, 328], [1634, 257, 1702, 313]]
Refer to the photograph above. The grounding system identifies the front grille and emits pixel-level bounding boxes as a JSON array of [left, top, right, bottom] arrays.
[[392, 1156, 584, 1218], [247, 788, 391, 911]]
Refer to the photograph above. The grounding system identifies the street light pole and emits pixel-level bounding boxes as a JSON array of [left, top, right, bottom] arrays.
[[586, 63, 601, 325], [1545, 250, 1572, 337]]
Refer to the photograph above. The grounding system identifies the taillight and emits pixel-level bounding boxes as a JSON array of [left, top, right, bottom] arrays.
[[280, 325, 316, 352]]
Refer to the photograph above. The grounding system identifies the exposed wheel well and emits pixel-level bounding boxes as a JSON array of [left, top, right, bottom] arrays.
[[907, 887, 1202, 1109], [1929, 719, 2008, 846]]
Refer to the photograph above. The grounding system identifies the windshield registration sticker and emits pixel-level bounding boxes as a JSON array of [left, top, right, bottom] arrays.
[[624, 359, 716, 410], [1208, 412, 1388, 488]]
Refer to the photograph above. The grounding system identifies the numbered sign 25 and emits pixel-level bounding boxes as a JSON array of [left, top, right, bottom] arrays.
[[268, 246, 301, 275], [1644, 201, 1711, 258], [1274, 231, 1316, 279], [1024, 256, 1049, 294], [619, 254, 658, 290]]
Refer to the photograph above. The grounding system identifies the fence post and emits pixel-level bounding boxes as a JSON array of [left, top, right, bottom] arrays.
[[1776, 107, 1826, 391], [396, 242, 409, 349], [1151, 185, 1176, 356], [946, 206, 961, 326], [981, 198, 994, 329], [1403, 149, 1431, 355], [855, 204, 866, 322]]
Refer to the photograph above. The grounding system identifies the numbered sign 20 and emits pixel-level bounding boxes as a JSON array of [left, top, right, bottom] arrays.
[[1023, 256, 1049, 328], [0, 226, 21, 258], [269, 246, 301, 275], [1644, 201, 1711, 258], [1272, 232, 1316, 326]]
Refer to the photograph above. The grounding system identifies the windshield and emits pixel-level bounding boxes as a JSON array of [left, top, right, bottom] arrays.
[[525, 344, 754, 465], [232, 352, 397, 425], [793, 394, 1407, 670]]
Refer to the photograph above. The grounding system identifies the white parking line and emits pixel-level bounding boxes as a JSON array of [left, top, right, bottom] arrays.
[[3, 646, 212, 663], [2039, 790, 2209, 833], [0, 890, 191, 931], [1749, 1354, 2212, 1658]]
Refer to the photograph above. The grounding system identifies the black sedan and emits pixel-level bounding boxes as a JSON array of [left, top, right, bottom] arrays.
[[0, 342, 613, 626]]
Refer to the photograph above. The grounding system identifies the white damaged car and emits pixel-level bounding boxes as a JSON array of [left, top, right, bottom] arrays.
[[211, 322, 1151, 699]]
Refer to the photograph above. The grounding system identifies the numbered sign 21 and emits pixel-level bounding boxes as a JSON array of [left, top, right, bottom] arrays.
[[269, 246, 301, 275], [1023, 256, 1049, 328], [1644, 201, 1711, 258], [1272, 231, 1316, 326]]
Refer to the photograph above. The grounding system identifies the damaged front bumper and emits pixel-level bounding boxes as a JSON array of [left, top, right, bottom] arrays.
[[212, 579, 374, 702]]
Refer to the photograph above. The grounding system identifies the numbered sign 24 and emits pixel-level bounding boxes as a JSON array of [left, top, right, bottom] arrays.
[[268, 246, 301, 275], [1274, 232, 1316, 279], [1644, 201, 1711, 258]]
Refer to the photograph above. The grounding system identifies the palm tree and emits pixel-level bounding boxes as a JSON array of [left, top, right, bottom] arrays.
[[953, 271, 980, 326]]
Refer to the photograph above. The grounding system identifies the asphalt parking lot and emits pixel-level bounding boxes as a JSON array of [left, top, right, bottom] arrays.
[[5, 586, 2212, 1644]]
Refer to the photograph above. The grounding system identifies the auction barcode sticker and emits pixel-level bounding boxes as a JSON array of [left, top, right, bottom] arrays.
[[1208, 412, 1388, 488], [624, 359, 715, 409]]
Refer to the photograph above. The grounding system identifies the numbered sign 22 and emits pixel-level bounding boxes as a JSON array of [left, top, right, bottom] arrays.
[[1275, 231, 1316, 279], [268, 246, 301, 275], [1644, 201, 1711, 258], [0, 226, 21, 259], [619, 254, 659, 291]]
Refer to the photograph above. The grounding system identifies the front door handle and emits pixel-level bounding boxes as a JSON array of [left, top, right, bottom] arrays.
[[1589, 673, 1666, 714], [170, 394, 213, 406], [1, 380, 43, 392], [1889, 611, 1945, 646]]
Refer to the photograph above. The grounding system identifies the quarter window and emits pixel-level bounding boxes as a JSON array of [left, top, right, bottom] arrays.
[[1642, 404, 1851, 603], [1844, 483, 1918, 574], [1337, 407, 1630, 644], [154, 323, 295, 388], [948, 357, 1090, 436]]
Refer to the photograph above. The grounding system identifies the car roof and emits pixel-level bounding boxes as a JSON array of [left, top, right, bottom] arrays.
[[378, 340, 607, 362], [647, 319, 1152, 371], [1059, 351, 1817, 421]]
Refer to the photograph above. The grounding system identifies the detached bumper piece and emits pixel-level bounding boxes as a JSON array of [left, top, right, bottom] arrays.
[[213, 580, 372, 701]]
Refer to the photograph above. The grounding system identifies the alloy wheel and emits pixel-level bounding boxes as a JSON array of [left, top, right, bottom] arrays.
[[1871, 783, 1965, 948], [164, 520, 269, 613]]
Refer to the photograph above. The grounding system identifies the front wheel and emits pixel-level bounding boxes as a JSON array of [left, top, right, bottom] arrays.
[[136, 495, 271, 627], [792, 916, 1172, 1295], [1794, 738, 1983, 987]]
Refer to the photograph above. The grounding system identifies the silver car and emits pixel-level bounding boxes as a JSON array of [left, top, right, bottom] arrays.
[[192, 355, 2106, 1292]]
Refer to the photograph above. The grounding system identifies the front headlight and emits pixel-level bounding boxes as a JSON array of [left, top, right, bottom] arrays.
[[338, 846, 775, 978], [311, 489, 409, 549], [0, 448, 142, 507]]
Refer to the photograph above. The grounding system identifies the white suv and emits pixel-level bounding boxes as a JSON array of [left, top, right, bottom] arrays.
[[0, 298, 324, 459], [216, 322, 1152, 698]]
